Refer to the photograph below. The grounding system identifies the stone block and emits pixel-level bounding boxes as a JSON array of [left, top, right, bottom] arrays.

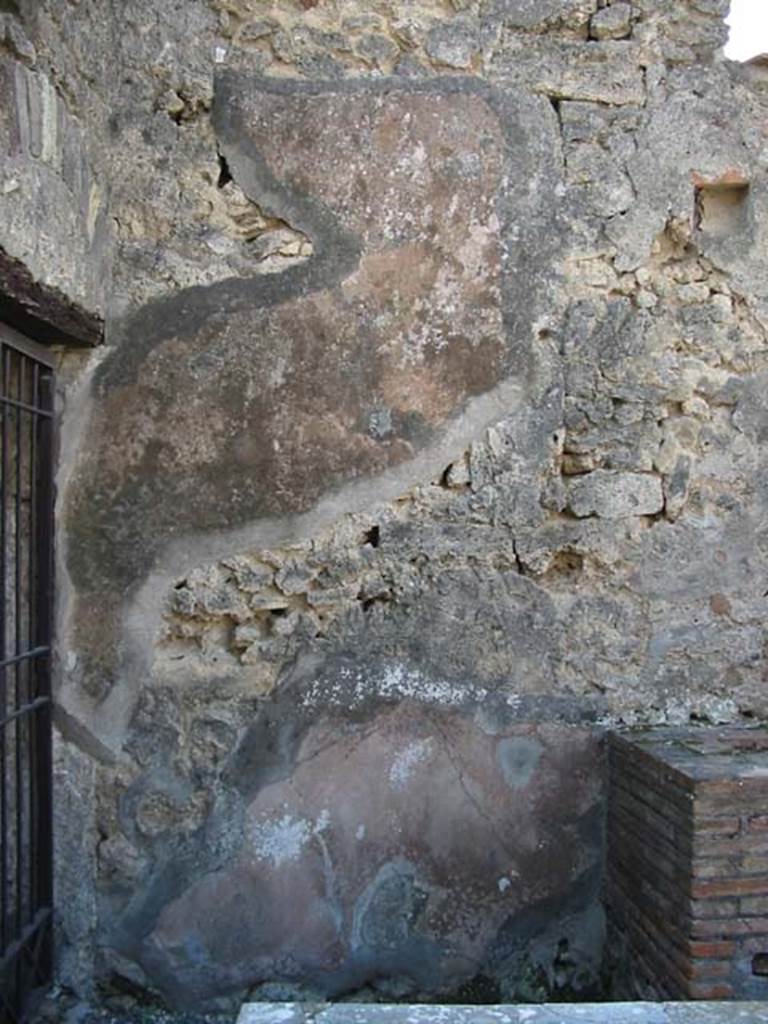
[[487, 0, 597, 32], [566, 470, 664, 518], [590, 3, 632, 40], [493, 41, 645, 106], [425, 19, 480, 69]]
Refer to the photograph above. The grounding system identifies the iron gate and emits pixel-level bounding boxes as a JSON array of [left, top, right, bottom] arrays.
[[0, 324, 54, 1023]]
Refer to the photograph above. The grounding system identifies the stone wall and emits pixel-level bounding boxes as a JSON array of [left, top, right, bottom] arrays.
[[3, 0, 768, 1011], [0, 2, 112, 336]]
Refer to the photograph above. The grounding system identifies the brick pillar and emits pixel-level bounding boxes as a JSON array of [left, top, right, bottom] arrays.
[[608, 727, 768, 1000]]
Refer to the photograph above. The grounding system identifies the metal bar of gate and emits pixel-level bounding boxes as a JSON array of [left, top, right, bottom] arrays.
[[27, 362, 37, 941], [15, 350, 24, 957], [0, 345, 8, 961], [33, 366, 53, 1000], [0, 323, 55, 1024]]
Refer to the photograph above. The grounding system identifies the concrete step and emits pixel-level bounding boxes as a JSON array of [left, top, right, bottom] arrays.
[[237, 1004, 768, 1024]]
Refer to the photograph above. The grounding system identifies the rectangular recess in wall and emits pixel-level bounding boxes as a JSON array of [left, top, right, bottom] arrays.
[[694, 181, 750, 236]]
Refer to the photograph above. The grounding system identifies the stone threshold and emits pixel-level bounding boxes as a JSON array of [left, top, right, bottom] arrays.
[[237, 1003, 768, 1023]]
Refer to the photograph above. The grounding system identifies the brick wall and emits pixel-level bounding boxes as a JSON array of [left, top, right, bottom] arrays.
[[608, 728, 768, 1000]]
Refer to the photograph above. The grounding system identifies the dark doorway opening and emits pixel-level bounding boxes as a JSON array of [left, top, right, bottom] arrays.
[[0, 323, 54, 1024]]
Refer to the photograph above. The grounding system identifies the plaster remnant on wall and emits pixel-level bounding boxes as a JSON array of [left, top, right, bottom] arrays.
[[389, 739, 434, 790], [249, 813, 321, 868]]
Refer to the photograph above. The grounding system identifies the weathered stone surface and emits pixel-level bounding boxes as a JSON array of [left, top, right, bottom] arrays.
[[590, 4, 632, 41], [492, 40, 645, 105], [566, 471, 664, 519], [53, 733, 98, 999], [485, 0, 597, 32], [424, 20, 480, 69]]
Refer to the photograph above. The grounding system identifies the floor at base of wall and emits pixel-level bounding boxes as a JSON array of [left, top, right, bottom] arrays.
[[33, 1000, 768, 1024], [237, 1003, 768, 1024]]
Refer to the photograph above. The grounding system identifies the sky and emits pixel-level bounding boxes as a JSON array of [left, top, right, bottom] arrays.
[[725, 0, 768, 61]]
